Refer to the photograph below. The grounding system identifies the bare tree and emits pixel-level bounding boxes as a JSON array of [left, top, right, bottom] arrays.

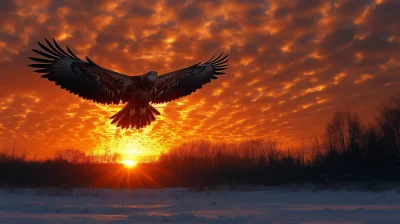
[[326, 110, 363, 155], [12, 140, 17, 160], [376, 95, 400, 167], [377, 94, 400, 152], [54, 149, 86, 164], [310, 135, 323, 165]]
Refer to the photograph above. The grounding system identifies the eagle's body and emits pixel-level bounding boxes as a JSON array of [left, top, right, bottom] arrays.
[[28, 38, 229, 129]]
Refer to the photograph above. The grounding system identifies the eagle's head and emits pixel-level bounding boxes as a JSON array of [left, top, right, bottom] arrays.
[[145, 71, 158, 83]]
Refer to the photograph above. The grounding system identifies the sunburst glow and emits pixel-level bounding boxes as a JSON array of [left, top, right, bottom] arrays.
[[0, 0, 398, 160], [122, 160, 136, 168]]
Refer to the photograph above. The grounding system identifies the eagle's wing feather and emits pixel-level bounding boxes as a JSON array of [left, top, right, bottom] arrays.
[[153, 53, 229, 104], [28, 38, 139, 105]]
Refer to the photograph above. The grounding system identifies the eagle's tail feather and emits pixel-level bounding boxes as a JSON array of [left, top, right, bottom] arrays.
[[110, 102, 160, 129]]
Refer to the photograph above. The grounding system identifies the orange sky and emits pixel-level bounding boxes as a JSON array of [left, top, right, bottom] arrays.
[[0, 0, 399, 160]]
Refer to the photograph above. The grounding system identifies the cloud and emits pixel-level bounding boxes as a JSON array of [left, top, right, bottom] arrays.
[[0, 0, 399, 160]]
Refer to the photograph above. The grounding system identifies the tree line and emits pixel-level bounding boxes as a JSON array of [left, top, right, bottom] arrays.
[[0, 94, 399, 188]]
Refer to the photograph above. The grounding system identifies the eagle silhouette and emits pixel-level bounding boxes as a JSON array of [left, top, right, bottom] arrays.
[[28, 38, 229, 129]]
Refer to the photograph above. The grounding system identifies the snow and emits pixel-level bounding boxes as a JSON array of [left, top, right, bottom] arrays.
[[0, 185, 399, 224]]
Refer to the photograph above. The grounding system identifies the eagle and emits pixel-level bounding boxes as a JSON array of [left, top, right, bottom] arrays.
[[28, 38, 229, 129]]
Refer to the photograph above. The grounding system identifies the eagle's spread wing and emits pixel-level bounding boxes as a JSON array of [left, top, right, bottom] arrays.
[[28, 38, 139, 105], [153, 53, 229, 104]]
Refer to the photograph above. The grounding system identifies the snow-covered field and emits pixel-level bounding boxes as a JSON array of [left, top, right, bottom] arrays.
[[0, 185, 399, 224]]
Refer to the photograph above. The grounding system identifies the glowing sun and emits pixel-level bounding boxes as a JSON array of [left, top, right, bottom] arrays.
[[122, 160, 137, 168]]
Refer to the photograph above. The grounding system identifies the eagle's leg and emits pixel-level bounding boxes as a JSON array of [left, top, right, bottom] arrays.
[[110, 101, 160, 129]]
